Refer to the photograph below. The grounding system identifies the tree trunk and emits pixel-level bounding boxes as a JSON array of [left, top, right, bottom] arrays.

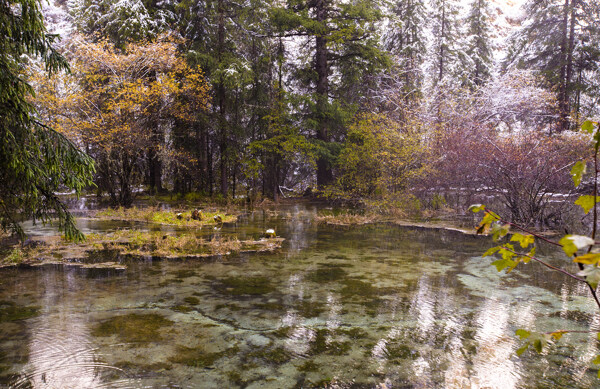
[[557, 0, 570, 132], [315, 0, 333, 188], [217, 0, 228, 196]]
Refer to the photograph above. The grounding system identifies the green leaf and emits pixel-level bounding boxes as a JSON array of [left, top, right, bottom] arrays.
[[592, 355, 600, 365], [532, 338, 544, 353], [573, 253, 600, 265], [578, 266, 600, 289], [582, 120, 596, 133], [510, 233, 535, 248], [575, 195, 600, 214], [516, 343, 529, 356], [515, 329, 531, 340], [491, 257, 517, 272], [570, 161, 587, 187], [560, 235, 595, 257], [483, 246, 501, 257], [550, 331, 566, 341]]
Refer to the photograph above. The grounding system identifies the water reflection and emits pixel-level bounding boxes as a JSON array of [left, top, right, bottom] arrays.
[[1, 207, 599, 388]]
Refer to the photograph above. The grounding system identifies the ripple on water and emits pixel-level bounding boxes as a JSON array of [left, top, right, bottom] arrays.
[[6, 315, 143, 388]]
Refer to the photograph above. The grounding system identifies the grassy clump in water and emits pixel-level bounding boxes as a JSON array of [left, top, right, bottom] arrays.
[[306, 265, 347, 283], [169, 345, 239, 368], [91, 313, 173, 343], [183, 296, 200, 305], [96, 206, 237, 226], [0, 301, 39, 322], [217, 276, 275, 295]]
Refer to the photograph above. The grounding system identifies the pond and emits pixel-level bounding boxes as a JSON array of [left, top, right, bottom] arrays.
[[0, 205, 598, 388]]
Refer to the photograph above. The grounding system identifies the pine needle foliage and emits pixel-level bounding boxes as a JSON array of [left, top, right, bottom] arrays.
[[0, 0, 95, 241]]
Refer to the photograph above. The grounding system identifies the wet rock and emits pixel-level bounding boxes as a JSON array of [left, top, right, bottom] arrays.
[[247, 334, 271, 347]]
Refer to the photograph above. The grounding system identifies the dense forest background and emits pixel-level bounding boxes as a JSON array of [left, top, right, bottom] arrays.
[[29, 0, 600, 227]]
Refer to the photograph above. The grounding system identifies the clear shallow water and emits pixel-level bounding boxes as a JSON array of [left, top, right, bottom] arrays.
[[1, 206, 599, 388]]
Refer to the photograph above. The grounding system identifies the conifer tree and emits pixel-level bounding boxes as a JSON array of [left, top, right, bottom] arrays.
[[0, 0, 95, 240], [462, 0, 493, 89], [270, 0, 388, 189], [505, 0, 600, 130], [385, 0, 427, 101], [427, 0, 462, 87]]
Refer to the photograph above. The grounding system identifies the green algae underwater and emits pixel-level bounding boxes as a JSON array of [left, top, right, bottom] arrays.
[[0, 207, 599, 388]]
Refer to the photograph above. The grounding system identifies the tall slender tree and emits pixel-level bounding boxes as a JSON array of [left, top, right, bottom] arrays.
[[271, 0, 388, 189], [505, 0, 599, 130], [385, 0, 427, 101], [462, 0, 493, 89]]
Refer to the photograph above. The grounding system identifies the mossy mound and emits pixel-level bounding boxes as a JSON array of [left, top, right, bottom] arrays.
[[217, 276, 275, 295], [0, 301, 39, 323], [91, 313, 173, 343]]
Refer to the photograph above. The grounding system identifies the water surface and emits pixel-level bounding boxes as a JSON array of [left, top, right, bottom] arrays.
[[1, 207, 598, 388]]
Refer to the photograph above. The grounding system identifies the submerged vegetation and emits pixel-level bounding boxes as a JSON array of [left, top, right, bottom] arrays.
[[92, 313, 173, 343]]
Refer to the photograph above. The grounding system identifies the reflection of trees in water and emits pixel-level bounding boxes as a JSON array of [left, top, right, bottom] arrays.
[[11, 269, 134, 388]]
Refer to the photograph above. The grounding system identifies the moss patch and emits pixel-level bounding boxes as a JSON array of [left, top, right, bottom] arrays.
[[171, 270, 198, 279], [247, 346, 291, 364], [169, 345, 239, 368], [306, 265, 347, 283], [216, 276, 275, 296], [272, 326, 293, 338], [385, 343, 419, 361], [0, 301, 39, 323], [296, 300, 325, 318], [310, 329, 352, 356], [183, 296, 200, 305], [91, 313, 173, 343], [171, 305, 193, 313], [298, 360, 319, 372]]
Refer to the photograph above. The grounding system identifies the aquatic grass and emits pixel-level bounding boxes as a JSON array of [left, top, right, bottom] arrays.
[[95, 206, 237, 227], [91, 313, 173, 343], [315, 212, 381, 226]]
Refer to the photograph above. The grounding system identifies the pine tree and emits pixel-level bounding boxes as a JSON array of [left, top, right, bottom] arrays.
[[505, 0, 599, 130], [271, 0, 388, 189], [0, 0, 95, 240], [70, 0, 172, 47], [385, 0, 427, 101], [462, 0, 493, 89], [427, 0, 462, 87]]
